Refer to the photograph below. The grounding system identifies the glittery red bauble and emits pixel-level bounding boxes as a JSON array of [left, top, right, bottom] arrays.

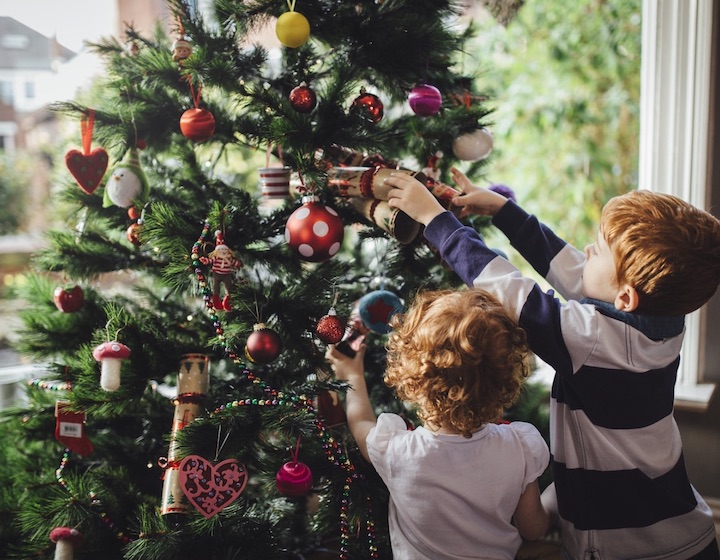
[[53, 285, 84, 313], [289, 83, 317, 113], [284, 196, 344, 262], [408, 84, 443, 117], [245, 324, 282, 364], [276, 461, 313, 497], [351, 92, 384, 123], [315, 310, 345, 344], [180, 108, 216, 141]]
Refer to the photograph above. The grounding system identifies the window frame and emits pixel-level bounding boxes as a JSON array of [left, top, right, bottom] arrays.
[[639, 0, 717, 410]]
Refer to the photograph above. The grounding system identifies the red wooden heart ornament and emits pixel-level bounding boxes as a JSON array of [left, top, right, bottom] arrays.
[[65, 148, 109, 194], [178, 455, 248, 518]]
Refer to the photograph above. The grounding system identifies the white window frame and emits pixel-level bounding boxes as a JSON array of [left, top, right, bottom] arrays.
[[639, 0, 716, 409]]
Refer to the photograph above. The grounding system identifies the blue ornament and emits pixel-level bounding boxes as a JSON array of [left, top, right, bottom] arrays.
[[358, 290, 404, 334]]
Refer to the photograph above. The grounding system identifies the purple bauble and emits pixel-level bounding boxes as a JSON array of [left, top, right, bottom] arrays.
[[408, 84, 443, 117], [489, 183, 517, 202]]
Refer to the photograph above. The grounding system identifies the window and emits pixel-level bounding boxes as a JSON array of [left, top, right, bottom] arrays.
[[639, 0, 718, 409], [24, 81, 35, 100], [0, 81, 13, 106]]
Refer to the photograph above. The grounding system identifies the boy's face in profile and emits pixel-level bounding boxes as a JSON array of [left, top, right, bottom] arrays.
[[582, 228, 620, 304]]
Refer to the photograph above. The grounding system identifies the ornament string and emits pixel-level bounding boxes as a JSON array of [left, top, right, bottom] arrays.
[[286, 0, 297, 11], [215, 426, 232, 462], [291, 434, 302, 463], [188, 80, 203, 109], [80, 110, 96, 155]]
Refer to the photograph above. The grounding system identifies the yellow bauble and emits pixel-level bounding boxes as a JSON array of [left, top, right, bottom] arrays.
[[276, 11, 310, 48]]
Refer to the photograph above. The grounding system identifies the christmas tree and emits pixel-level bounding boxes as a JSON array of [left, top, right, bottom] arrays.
[[0, 1, 548, 558]]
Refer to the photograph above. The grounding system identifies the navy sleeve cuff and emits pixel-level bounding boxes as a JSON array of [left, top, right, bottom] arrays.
[[491, 200, 529, 239]]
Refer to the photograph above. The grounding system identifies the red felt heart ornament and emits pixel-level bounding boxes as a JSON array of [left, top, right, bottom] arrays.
[[65, 148, 109, 194], [178, 455, 248, 518]]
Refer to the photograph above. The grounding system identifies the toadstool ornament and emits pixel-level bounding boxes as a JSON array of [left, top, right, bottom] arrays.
[[49, 527, 83, 560], [92, 341, 131, 391]]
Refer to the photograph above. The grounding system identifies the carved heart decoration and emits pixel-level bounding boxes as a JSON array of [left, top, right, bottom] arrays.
[[65, 147, 109, 195], [178, 455, 248, 518]]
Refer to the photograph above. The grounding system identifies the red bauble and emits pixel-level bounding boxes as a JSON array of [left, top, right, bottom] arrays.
[[315, 308, 345, 344], [285, 196, 344, 262], [351, 91, 384, 123], [127, 206, 141, 220], [276, 461, 313, 497], [53, 285, 84, 313], [289, 82, 317, 113], [245, 323, 282, 364], [408, 84, 443, 117], [180, 108, 216, 141], [127, 222, 141, 246]]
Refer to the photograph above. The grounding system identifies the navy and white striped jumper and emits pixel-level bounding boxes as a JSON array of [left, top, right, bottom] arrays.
[[423, 201, 716, 560]]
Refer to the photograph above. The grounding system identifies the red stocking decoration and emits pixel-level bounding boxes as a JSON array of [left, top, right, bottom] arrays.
[[55, 401, 94, 456]]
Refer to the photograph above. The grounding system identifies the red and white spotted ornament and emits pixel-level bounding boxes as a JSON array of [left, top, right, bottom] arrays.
[[285, 196, 344, 262]]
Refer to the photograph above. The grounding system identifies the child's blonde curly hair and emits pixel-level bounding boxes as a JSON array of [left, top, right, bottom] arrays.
[[385, 288, 530, 438]]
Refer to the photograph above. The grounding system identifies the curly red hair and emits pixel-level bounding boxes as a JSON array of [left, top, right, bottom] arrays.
[[384, 289, 530, 438]]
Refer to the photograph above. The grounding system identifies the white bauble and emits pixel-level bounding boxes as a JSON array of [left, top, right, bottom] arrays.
[[452, 128, 494, 161]]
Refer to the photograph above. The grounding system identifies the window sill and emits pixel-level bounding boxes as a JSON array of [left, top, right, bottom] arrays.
[[674, 383, 717, 412], [532, 358, 717, 413]]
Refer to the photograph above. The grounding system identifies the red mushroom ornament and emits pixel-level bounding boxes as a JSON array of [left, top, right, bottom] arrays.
[[92, 341, 131, 391], [49, 527, 83, 560]]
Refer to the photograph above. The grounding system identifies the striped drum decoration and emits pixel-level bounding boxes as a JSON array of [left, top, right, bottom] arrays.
[[259, 167, 292, 199]]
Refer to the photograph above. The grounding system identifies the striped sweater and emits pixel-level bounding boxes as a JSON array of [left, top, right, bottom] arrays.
[[423, 201, 716, 560]]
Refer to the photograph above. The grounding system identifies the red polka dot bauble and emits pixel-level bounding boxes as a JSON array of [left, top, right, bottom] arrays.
[[289, 82, 317, 113], [351, 90, 384, 124], [285, 196, 344, 262], [315, 308, 345, 344], [180, 108, 216, 141], [245, 323, 282, 364], [408, 84, 443, 117], [276, 461, 313, 497]]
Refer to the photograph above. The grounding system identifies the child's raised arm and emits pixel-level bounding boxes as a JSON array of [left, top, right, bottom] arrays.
[[326, 344, 376, 462]]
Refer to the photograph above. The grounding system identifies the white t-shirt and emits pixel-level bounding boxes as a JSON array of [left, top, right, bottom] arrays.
[[366, 413, 549, 560]]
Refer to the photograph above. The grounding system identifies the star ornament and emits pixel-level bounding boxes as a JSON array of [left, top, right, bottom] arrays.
[[358, 289, 404, 334]]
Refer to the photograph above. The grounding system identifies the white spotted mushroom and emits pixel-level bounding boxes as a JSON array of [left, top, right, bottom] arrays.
[[92, 341, 131, 391]]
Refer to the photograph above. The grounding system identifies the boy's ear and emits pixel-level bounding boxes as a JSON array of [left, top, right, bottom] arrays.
[[614, 284, 640, 312]]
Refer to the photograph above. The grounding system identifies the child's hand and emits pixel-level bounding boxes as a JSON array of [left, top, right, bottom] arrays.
[[385, 173, 445, 226], [450, 167, 510, 218], [326, 343, 367, 381]]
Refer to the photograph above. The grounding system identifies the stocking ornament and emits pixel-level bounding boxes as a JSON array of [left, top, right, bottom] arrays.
[[55, 401, 94, 456], [65, 110, 109, 195]]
